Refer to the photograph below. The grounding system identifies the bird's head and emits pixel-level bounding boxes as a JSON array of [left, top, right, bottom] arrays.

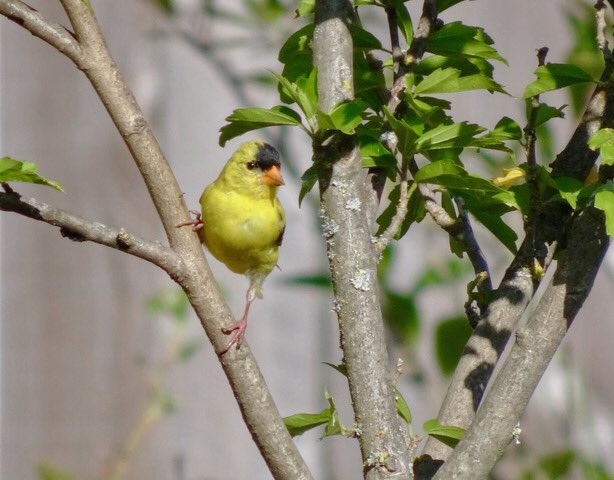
[[221, 141, 285, 194]]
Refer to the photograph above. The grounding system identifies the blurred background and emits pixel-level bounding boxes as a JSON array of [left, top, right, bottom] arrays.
[[1, 1, 613, 479]]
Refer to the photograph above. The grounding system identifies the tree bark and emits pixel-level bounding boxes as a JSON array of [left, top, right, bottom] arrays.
[[313, 1, 412, 478]]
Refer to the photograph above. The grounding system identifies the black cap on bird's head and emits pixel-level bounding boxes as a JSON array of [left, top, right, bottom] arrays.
[[247, 142, 284, 187], [223, 140, 285, 189]]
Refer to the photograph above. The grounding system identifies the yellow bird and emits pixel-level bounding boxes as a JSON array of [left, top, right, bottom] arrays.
[[181, 141, 285, 353]]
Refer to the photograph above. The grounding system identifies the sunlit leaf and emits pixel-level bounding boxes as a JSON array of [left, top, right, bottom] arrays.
[[395, 387, 412, 425], [0, 157, 64, 192], [426, 22, 507, 64], [588, 128, 614, 165], [594, 189, 614, 237], [414, 67, 504, 95], [295, 0, 315, 16], [523, 63, 595, 98], [219, 106, 303, 146], [423, 419, 465, 448], [283, 409, 331, 437]]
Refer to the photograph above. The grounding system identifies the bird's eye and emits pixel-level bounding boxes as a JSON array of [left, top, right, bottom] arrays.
[[246, 161, 257, 170]]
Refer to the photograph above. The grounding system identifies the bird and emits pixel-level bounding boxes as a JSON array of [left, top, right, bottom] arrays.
[[179, 140, 285, 353]]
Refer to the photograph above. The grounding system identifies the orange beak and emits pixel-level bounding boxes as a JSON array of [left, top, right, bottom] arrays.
[[261, 165, 285, 186]]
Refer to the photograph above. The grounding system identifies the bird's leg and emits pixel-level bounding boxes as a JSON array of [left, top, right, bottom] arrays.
[[175, 210, 203, 232], [220, 289, 256, 354]]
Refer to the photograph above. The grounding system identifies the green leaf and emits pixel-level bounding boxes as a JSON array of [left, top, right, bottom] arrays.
[[415, 122, 486, 152], [299, 163, 319, 206], [531, 102, 566, 128], [426, 22, 507, 64], [423, 419, 465, 448], [375, 182, 424, 240], [414, 68, 504, 95], [316, 100, 368, 134], [146, 288, 190, 323], [324, 361, 347, 376], [154, 390, 177, 413], [485, 116, 523, 141], [350, 25, 382, 50], [539, 450, 576, 480], [470, 209, 518, 253], [38, 464, 77, 480], [523, 63, 595, 98], [219, 106, 303, 146], [274, 71, 318, 121], [279, 25, 314, 63], [395, 387, 412, 425], [393, 0, 413, 45], [383, 289, 419, 344], [553, 176, 584, 209], [589, 128, 614, 165], [595, 189, 614, 237], [383, 107, 419, 157], [358, 133, 397, 169], [295, 0, 314, 16], [411, 259, 471, 295], [437, 0, 466, 11], [0, 157, 64, 192], [322, 389, 343, 437], [354, 49, 387, 110], [176, 340, 203, 362], [435, 316, 472, 376], [414, 160, 465, 181], [417, 54, 494, 78], [285, 273, 332, 289], [283, 409, 332, 437], [151, 0, 174, 14]]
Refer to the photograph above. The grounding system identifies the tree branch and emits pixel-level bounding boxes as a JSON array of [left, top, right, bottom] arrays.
[[314, 1, 412, 478], [373, 179, 410, 253], [0, 185, 183, 277], [433, 207, 610, 479], [1, 3, 314, 479], [0, 0, 81, 61], [422, 23, 614, 464], [387, 0, 438, 114]]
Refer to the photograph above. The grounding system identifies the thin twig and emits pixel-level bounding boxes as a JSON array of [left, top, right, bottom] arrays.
[[387, 0, 438, 114], [373, 179, 410, 253], [0, 0, 81, 61], [523, 47, 548, 253]]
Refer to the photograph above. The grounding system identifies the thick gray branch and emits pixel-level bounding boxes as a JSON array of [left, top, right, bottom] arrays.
[[433, 207, 609, 479], [1, 3, 313, 479], [314, 2, 411, 479], [0, 187, 183, 277]]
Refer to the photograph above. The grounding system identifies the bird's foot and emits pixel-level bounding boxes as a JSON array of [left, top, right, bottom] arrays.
[[176, 210, 203, 232], [220, 318, 248, 354]]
